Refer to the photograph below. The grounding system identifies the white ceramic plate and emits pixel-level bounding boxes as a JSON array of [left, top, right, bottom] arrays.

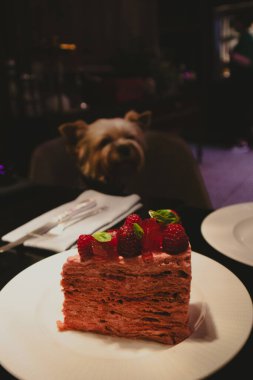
[[0, 250, 252, 380], [201, 202, 253, 266]]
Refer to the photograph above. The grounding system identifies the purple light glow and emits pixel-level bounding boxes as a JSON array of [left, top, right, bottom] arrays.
[[0, 164, 6, 175]]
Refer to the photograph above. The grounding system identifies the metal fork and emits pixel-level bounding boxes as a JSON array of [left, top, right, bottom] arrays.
[[0, 198, 97, 253]]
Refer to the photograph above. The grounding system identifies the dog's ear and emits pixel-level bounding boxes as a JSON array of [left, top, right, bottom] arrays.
[[59, 120, 88, 144], [124, 110, 152, 129], [58, 120, 89, 156]]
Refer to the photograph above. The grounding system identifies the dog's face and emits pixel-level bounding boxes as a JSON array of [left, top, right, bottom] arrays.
[[59, 110, 151, 190]]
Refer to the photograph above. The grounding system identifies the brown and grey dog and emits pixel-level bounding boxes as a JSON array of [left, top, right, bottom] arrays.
[[59, 110, 151, 194]]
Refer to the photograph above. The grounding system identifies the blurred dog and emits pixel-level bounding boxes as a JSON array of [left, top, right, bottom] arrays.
[[59, 110, 151, 194]]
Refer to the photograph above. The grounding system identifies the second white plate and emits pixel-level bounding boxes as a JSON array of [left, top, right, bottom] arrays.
[[201, 202, 253, 266]]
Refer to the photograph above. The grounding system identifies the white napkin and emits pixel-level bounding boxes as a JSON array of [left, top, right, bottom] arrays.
[[2, 190, 142, 252]]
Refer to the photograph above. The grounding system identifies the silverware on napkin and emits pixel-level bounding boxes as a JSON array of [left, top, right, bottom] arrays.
[[0, 198, 98, 253], [46, 206, 107, 236]]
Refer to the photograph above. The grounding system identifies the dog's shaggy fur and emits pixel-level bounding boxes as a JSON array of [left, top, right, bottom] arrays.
[[59, 110, 151, 194]]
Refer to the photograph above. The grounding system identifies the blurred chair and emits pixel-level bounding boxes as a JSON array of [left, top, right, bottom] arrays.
[[29, 137, 83, 188], [29, 131, 212, 209], [129, 131, 212, 209]]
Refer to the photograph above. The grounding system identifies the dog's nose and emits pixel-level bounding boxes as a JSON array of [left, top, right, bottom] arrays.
[[117, 144, 131, 156]]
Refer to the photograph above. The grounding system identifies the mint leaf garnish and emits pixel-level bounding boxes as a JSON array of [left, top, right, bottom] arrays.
[[92, 231, 112, 242], [149, 209, 180, 224], [133, 223, 144, 239]]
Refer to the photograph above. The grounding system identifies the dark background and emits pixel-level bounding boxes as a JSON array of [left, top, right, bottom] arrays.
[[0, 0, 252, 179]]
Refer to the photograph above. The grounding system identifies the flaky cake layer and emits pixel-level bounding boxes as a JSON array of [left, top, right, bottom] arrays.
[[58, 248, 191, 345], [58, 249, 191, 344]]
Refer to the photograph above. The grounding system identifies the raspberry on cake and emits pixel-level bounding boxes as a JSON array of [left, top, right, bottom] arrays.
[[77, 234, 93, 260], [58, 209, 192, 345], [117, 223, 143, 258], [162, 223, 189, 254]]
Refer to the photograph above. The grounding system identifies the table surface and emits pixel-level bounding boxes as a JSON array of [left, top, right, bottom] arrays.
[[0, 183, 252, 380]]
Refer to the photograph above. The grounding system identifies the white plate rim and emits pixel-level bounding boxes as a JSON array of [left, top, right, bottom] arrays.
[[0, 250, 252, 380], [201, 202, 253, 266]]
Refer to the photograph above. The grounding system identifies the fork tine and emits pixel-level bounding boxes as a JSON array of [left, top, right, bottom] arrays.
[[47, 206, 107, 235], [61, 200, 97, 221], [31, 200, 97, 235], [53, 198, 95, 221]]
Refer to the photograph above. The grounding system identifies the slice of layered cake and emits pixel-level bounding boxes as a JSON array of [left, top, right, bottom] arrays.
[[57, 209, 192, 345]]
